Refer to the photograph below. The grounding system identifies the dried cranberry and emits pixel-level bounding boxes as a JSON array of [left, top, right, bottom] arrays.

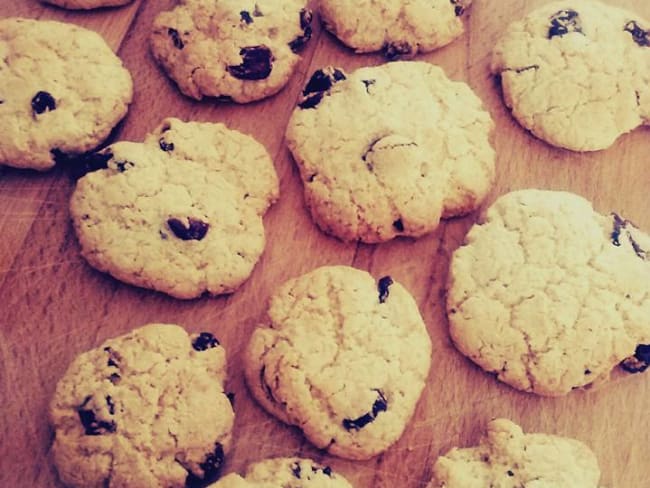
[[227, 46, 273, 80], [31, 91, 56, 115], [167, 218, 210, 241]]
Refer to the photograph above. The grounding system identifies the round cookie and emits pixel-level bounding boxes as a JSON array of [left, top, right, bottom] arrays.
[[491, 0, 650, 151], [428, 419, 602, 487], [70, 118, 279, 299], [150, 0, 313, 103], [50, 324, 234, 488], [0, 18, 133, 170], [447, 189, 650, 396], [244, 265, 432, 460], [286, 62, 495, 243], [320, 0, 472, 59], [209, 457, 353, 487], [41, 0, 132, 10]]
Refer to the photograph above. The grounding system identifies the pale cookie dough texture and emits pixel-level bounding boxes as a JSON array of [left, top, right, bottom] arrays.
[[0, 18, 133, 170], [491, 0, 650, 151], [286, 62, 495, 243], [70, 118, 279, 299], [447, 189, 650, 396], [428, 419, 602, 487], [244, 265, 432, 460], [320, 0, 472, 58], [209, 457, 353, 488], [50, 324, 235, 488], [150, 0, 313, 102], [41, 0, 132, 10]]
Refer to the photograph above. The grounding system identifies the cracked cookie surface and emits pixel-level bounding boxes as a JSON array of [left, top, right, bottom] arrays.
[[41, 0, 132, 9], [244, 265, 432, 460], [447, 189, 650, 396], [0, 18, 133, 170], [491, 0, 650, 151], [209, 457, 353, 487], [70, 118, 279, 299], [286, 62, 495, 243], [320, 0, 472, 58], [428, 419, 602, 487], [150, 0, 313, 103], [50, 324, 234, 488]]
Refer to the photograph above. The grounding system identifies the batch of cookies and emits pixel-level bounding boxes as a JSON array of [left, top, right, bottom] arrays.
[[2, 0, 649, 486]]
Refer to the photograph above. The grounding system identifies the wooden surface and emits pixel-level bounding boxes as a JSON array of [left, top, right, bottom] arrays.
[[1, 1, 649, 486]]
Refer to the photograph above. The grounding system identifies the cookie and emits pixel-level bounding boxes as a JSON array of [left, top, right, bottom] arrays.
[[150, 1, 313, 103], [70, 118, 279, 299], [447, 189, 650, 396], [491, 0, 650, 151], [41, 0, 132, 10], [244, 265, 432, 460], [209, 457, 353, 487], [50, 324, 234, 488], [0, 18, 133, 170], [286, 62, 495, 243], [320, 0, 472, 59], [428, 419, 602, 487]]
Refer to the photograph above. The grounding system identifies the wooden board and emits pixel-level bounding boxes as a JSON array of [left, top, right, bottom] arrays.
[[1, 0, 649, 486]]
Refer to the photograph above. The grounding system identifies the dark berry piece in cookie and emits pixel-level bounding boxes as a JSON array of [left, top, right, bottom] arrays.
[[168, 28, 184, 49], [114, 160, 135, 172], [378, 276, 393, 303], [393, 219, 404, 232], [289, 9, 313, 53], [186, 442, 225, 487], [240, 10, 254, 24], [227, 45, 273, 80], [450, 0, 468, 16], [303, 68, 346, 95], [298, 68, 346, 109], [620, 344, 650, 373], [362, 79, 376, 93], [611, 212, 625, 246], [298, 93, 324, 109], [342, 390, 388, 431], [167, 218, 210, 241], [548, 10, 583, 38], [627, 231, 647, 260], [31, 90, 56, 115], [291, 461, 301, 479], [383, 41, 413, 60], [77, 396, 117, 436], [66, 151, 114, 179], [192, 332, 220, 351], [624, 21, 650, 47], [159, 138, 175, 152], [104, 346, 121, 368], [106, 395, 116, 415]]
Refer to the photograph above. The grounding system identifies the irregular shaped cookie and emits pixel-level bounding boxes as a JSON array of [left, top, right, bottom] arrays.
[[286, 62, 495, 243], [41, 0, 132, 10], [0, 18, 133, 170], [447, 189, 650, 396], [50, 324, 234, 488], [491, 0, 650, 151], [428, 419, 601, 487], [150, 0, 313, 102], [70, 118, 279, 299], [244, 265, 432, 460], [209, 457, 353, 487], [320, 0, 472, 59]]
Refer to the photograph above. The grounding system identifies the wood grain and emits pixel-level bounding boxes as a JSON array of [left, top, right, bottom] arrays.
[[1, 0, 649, 486]]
